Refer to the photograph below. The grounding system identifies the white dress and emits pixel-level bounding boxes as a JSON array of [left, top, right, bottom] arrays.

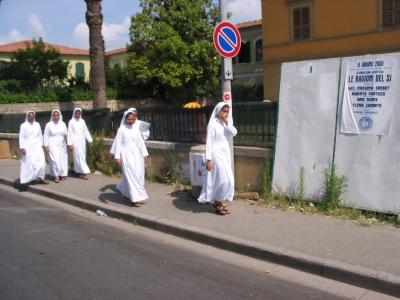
[[67, 117, 93, 174], [43, 121, 68, 177], [114, 124, 149, 203], [198, 117, 237, 203], [19, 121, 46, 184]]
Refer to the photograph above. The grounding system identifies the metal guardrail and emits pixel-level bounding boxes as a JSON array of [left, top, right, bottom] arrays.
[[0, 102, 277, 148]]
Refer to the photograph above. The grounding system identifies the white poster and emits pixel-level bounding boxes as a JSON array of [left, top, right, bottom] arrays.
[[189, 153, 207, 186], [340, 58, 398, 135]]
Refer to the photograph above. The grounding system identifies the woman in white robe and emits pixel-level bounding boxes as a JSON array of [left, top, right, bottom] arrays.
[[67, 108, 93, 180], [114, 111, 149, 207], [43, 110, 68, 183], [198, 102, 237, 215], [19, 111, 48, 185], [110, 108, 150, 185]]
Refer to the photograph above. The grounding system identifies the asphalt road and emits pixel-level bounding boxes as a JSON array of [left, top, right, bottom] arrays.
[[0, 186, 374, 300]]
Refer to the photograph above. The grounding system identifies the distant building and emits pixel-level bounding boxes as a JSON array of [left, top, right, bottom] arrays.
[[0, 40, 90, 81], [262, 0, 400, 101], [232, 19, 263, 88]]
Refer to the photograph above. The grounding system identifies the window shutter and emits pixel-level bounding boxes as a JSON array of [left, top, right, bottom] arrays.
[[75, 62, 85, 78], [245, 41, 251, 63]]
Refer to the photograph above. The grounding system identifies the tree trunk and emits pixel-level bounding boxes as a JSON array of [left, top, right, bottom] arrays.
[[85, 0, 107, 108]]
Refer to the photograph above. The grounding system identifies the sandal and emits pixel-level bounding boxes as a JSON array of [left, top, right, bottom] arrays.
[[214, 202, 227, 215], [132, 202, 141, 207], [82, 174, 89, 180], [55, 176, 60, 183], [39, 178, 49, 185], [72, 170, 81, 177]]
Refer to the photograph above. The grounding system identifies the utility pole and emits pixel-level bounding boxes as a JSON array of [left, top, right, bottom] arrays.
[[218, 0, 235, 174]]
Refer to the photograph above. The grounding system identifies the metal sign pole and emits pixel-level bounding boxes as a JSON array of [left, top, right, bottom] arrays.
[[219, 0, 234, 175]]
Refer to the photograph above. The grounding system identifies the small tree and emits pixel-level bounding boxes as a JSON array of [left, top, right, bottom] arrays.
[[0, 38, 69, 91], [126, 0, 220, 104]]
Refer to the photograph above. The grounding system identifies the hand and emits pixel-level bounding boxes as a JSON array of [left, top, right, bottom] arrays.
[[206, 160, 212, 172], [89, 142, 93, 147], [115, 159, 121, 167], [45, 146, 50, 154], [144, 156, 148, 164], [69, 145, 74, 152], [21, 149, 26, 156]]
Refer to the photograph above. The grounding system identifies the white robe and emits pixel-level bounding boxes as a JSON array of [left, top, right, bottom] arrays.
[[67, 118, 93, 174], [19, 122, 46, 184], [43, 121, 68, 177], [114, 124, 149, 202], [110, 120, 150, 155], [198, 118, 237, 203]]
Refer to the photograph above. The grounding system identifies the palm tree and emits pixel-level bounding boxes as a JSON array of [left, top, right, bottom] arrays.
[[85, 0, 107, 108]]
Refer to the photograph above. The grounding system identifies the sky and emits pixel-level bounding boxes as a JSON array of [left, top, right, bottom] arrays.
[[0, 0, 261, 51]]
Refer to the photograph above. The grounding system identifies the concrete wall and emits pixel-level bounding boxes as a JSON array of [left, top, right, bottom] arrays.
[[273, 53, 400, 215], [0, 134, 273, 191]]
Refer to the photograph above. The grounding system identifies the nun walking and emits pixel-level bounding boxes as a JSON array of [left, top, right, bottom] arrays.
[[67, 108, 93, 180], [110, 107, 150, 185], [114, 111, 149, 207], [43, 110, 68, 183], [198, 102, 237, 215], [19, 111, 48, 185]]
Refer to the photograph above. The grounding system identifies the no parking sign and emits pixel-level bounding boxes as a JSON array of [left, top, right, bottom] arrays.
[[213, 21, 241, 58]]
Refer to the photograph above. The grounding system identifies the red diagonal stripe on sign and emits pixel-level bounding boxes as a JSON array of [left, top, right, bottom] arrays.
[[218, 27, 236, 50]]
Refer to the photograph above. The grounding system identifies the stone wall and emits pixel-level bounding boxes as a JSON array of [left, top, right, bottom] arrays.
[[0, 98, 217, 114], [0, 133, 273, 191]]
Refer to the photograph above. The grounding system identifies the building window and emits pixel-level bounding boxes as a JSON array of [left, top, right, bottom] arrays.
[[75, 62, 85, 78], [237, 41, 251, 64], [383, 0, 400, 27], [255, 39, 263, 62], [293, 6, 310, 41], [0, 60, 6, 69]]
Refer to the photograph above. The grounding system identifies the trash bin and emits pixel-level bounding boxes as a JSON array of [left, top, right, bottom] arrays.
[[189, 145, 207, 198]]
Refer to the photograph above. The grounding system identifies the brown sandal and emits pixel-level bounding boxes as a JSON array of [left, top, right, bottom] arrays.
[[82, 174, 89, 180], [214, 202, 227, 215], [132, 202, 141, 207], [39, 178, 49, 185]]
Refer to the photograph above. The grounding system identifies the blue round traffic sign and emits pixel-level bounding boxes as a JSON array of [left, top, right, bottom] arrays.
[[213, 21, 241, 58]]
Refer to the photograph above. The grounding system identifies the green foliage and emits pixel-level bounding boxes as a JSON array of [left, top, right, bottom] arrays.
[[297, 166, 306, 202], [163, 148, 178, 184], [321, 164, 348, 209], [0, 38, 69, 92], [86, 130, 105, 171], [126, 0, 220, 104], [231, 84, 264, 102], [259, 156, 272, 199]]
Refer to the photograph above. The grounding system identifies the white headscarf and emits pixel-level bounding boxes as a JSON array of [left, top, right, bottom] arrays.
[[120, 108, 137, 126], [72, 108, 82, 120], [25, 110, 36, 123], [209, 102, 230, 125], [50, 110, 63, 123], [121, 110, 138, 127]]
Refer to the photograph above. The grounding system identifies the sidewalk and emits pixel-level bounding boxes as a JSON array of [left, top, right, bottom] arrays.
[[0, 158, 399, 297]]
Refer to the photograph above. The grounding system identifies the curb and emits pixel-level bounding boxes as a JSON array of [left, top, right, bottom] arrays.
[[1, 176, 399, 297]]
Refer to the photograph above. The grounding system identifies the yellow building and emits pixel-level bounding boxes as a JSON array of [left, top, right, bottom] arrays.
[[0, 40, 90, 81], [262, 0, 400, 101]]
